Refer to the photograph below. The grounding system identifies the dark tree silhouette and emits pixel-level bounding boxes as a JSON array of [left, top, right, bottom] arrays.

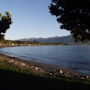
[[49, 0, 90, 41], [0, 12, 12, 40]]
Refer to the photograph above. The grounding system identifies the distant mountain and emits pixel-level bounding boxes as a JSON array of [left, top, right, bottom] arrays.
[[19, 35, 90, 45]]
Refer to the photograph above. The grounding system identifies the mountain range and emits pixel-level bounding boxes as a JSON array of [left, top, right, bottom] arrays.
[[19, 35, 90, 45]]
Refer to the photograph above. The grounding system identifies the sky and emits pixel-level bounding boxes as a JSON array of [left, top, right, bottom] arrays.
[[0, 0, 70, 40]]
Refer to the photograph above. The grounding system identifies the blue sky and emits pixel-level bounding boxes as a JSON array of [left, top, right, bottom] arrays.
[[0, 0, 70, 40]]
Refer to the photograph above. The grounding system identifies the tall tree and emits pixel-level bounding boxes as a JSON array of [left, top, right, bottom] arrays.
[[0, 11, 12, 40], [49, 0, 90, 41]]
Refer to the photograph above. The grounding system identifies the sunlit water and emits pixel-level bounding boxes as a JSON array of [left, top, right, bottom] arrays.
[[0, 46, 90, 75]]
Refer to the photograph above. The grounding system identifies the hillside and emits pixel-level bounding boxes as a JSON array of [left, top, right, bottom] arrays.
[[19, 35, 90, 45]]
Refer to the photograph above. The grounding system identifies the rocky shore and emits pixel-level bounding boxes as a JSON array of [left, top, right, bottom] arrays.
[[0, 53, 90, 80], [0, 53, 90, 89]]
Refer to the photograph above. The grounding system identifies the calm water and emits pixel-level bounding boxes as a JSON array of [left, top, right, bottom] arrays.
[[0, 46, 90, 75]]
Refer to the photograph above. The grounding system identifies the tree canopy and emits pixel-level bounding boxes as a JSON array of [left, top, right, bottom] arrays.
[[49, 0, 90, 41], [0, 12, 12, 40]]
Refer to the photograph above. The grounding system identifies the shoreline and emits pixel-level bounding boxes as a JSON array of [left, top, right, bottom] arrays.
[[0, 47, 90, 89], [0, 53, 89, 79], [1, 53, 90, 89]]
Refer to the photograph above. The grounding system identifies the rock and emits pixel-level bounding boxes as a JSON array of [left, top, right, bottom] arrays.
[[35, 67, 39, 71], [54, 69, 64, 77], [49, 71, 53, 76], [60, 69, 63, 74], [81, 77, 85, 79], [66, 72, 69, 74], [14, 61, 19, 65], [25, 65, 30, 69], [86, 76, 89, 79], [30, 66, 39, 71], [30, 66, 35, 69], [9, 60, 14, 63], [21, 62, 26, 66]]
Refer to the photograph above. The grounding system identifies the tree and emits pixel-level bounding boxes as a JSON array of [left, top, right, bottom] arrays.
[[0, 11, 12, 40], [49, 0, 90, 41]]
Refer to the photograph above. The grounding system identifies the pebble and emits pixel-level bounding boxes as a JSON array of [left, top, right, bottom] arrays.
[[14, 61, 19, 65], [60, 69, 63, 74], [35, 67, 39, 71], [49, 71, 53, 76], [21, 63, 26, 66], [31, 66, 35, 69], [66, 72, 69, 74], [9, 60, 14, 63], [86, 75, 89, 79], [81, 77, 85, 79]]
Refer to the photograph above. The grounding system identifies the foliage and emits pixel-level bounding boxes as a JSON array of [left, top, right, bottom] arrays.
[[0, 11, 12, 40], [49, 0, 90, 41]]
